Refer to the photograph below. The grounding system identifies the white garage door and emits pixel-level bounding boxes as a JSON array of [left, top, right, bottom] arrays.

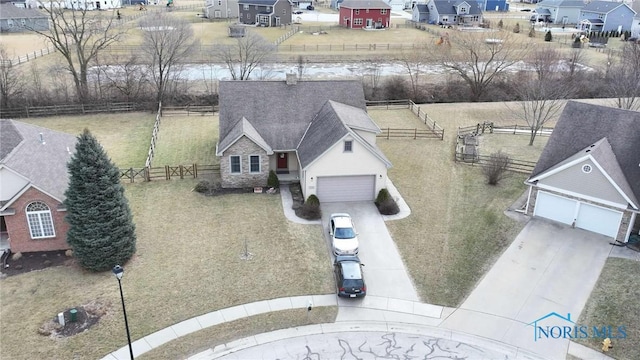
[[575, 203, 622, 238], [534, 191, 623, 238], [534, 191, 577, 225], [317, 175, 375, 202]]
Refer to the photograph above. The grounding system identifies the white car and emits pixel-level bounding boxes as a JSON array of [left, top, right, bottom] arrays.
[[329, 213, 359, 256]]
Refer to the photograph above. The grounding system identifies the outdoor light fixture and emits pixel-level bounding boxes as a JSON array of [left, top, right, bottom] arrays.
[[112, 265, 134, 359]]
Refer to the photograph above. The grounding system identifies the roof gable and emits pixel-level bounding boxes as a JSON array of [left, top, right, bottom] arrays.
[[0, 119, 76, 203], [537, 0, 585, 8], [528, 101, 640, 205], [581, 1, 628, 14], [431, 0, 481, 15], [216, 117, 273, 156]]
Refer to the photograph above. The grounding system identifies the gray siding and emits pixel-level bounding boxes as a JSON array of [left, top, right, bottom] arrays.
[[601, 6, 634, 32], [537, 5, 582, 24], [220, 136, 270, 188], [239, 0, 291, 26], [206, 0, 239, 18], [538, 160, 628, 205], [0, 17, 48, 32]]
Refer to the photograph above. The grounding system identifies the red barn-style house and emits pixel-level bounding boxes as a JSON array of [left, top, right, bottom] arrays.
[[339, 0, 391, 29], [0, 120, 76, 254]]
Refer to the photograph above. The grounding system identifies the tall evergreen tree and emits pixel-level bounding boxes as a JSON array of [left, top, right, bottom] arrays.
[[64, 129, 136, 271]]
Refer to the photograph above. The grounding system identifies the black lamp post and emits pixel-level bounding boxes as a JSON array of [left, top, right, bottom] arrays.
[[113, 265, 134, 360]]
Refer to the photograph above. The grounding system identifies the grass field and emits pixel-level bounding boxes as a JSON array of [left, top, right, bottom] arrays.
[[575, 257, 640, 360], [150, 114, 219, 166]]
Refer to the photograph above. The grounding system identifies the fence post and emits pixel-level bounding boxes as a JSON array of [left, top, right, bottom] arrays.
[[129, 168, 134, 183], [476, 123, 480, 134], [513, 124, 517, 134], [414, 128, 417, 140], [387, 127, 390, 140], [179, 165, 184, 179], [165, 165, 170, 180], [194, 163, 198, 178], [441, 128, 444, 140], [145, 166, 150, 181]]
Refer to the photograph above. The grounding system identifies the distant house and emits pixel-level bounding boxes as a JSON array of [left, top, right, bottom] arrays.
[[205, 0, 239, 19], [237, 0, 292, 26], [331, 0, 343, 10], [476, 0, 508, 12], [0, 120, 76, 254], [384, 0, 404, 11], [633, 0, 640, 38], [339, 0, 391, 29], [63, 0, 122, 10], [534, 0, 585, 25], [426, 0, 483, 26], [0, 3, 48, 32], [578, 1, 636, 33], [412, 3, 429, 22]]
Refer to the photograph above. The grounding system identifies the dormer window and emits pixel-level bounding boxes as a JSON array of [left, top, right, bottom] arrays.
[[344, 140, 353, 152]]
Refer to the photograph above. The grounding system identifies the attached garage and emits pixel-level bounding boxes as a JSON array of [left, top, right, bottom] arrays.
[[316, 175, 375, 202], [534, 191, 623, 238]]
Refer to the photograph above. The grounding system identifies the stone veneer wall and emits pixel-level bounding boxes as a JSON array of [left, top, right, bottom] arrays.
[[528, 186, 633, 242], [4, 187, 70, 253], [220, 136, 270, 188]]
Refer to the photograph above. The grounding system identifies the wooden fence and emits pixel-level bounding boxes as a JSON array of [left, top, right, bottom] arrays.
[[0, 102, 147, 119], [454, 153, 537, 174], [120, 164, 220, 182], [367, 99, 445, 140], [145, 103, 162, 167], [408, 100, 445, 140], [458, 122, 553, 136], [378, 128, 442, 139], [161, 105, 217, 116]]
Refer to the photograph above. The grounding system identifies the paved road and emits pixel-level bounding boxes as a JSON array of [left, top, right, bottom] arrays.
[[441, 218, 615, 359], [321, 202, 420, 303]]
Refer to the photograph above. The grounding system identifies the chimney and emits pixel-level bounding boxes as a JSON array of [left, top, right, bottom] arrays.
[[286, 73, 297, 85]]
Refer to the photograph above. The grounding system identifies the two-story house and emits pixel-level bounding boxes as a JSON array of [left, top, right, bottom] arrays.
[[534, 0, 584, 25], [427, 0, 483, 27], [205, 0, 239, 19], [237, 0, 292, 27], [339, 0, 391, 29], [578, 1, 636, 33]]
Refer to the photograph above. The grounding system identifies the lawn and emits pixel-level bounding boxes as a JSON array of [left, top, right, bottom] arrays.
[[150, 114, 218, 166], [575, 257, 640, 360], [0, 114, 334, 359], [369, 106, 530, 306], [19, 112, 155, 168]]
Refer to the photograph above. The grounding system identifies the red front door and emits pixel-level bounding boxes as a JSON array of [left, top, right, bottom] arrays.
[[277, 153, 288, 169]]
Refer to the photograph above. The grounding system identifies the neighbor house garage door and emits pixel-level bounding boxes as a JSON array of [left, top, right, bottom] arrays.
[[316, 175, 375, 202], [534, 191, 623, 238]]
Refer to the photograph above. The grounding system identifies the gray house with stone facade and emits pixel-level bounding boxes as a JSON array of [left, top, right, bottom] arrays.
[[524, 101, 640, 243], [216, 77, 392, 203]]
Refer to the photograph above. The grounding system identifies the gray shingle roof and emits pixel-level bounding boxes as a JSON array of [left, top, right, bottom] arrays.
[[415, 4, 429, 13], [0, 120, 76, 207], [237, 0, 278, 5], [529, 101, 640, 205], [340, 0, 391, 9], [218, 80, 367, 151], [217, 117, 273, 155], [0, 3, 47, 19], [536, 0, 585, 8], [582, 1, 627, 14], [431, 0, 481, 16]]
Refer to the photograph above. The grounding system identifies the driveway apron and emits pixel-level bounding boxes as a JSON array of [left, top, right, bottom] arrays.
[[440, 218, 614, 359], [321, 202, 420, 303]]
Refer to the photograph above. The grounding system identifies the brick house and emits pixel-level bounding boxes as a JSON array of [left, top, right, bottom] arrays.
[[339, 0, 391, 29], [0, 120, 76, 253]]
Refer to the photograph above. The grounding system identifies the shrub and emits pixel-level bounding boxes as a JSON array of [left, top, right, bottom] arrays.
[[298, 195, 321, 220], [497, 19, 503, 29], [513, 23, 520, 34], [528, 27, 535, 38], [544, 30, 552, 42], [375, 188, 391, 205], [267, 170, 279, 188], [377, 198, 400, 215], [482, 151, 511, 185], [194, 180, 212, 193]]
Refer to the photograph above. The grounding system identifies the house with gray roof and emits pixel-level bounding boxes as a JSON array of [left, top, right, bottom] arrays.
[[525, 101, 640, 243], [237, 0, 292, 26], [0, 3, 48, 32], [0, 120, 76, 253], [412, 3, 429, 22], [578, 1, 636, 33], [216, 76, 392, 203], [425, 0, 483, 27], [534, 0, 584, 25], [205, 0, 239, 19]]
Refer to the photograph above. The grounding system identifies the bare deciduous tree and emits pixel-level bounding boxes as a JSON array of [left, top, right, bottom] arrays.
[[215, 32, 276, 80], [139, 13, 196, 103], [400, 44, 429, 101], [512, 78, 567, 145], [529, 46, 561, 81], [98, 54, 151, 102], [296, 55, 307, 79], [436, 31, 531, 101], [0, 45, 23, 108], [606, 43, 640, 110], [482, 151, 511, 185], [28, 2, 124, 102], [565, 47, 586, 79]]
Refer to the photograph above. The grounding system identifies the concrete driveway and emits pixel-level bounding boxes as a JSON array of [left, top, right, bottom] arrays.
[[321, 202, 419, 302], [441, 218, 615, 359]]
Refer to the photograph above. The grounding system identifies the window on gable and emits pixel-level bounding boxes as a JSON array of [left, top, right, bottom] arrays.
[[355, 9, 360, 15], [344, 140, 353, 152], [218, 0, 221, 5], [266, 6, 271, 11], [460, 6, 466, 13], [249, 155, 260, 173], [26, 201, 55, 239], [230, 155, 241, 173], [380, 9, 387, 14], [243, 4, 249, 10], [366, 9, 369, 13]]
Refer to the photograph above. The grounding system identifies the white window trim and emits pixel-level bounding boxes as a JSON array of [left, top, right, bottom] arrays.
[[249, 155, 261, 173], [26, 202, 56, 239], [344, 140, 353, 152], [230, 155, 242, 174]]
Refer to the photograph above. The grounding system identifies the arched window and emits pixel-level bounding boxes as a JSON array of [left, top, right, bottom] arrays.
[[26, 201, 55, 239]]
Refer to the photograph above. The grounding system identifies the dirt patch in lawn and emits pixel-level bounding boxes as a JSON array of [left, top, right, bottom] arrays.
[[38, 300, 110, 339], [0, 250, 72, 278]]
